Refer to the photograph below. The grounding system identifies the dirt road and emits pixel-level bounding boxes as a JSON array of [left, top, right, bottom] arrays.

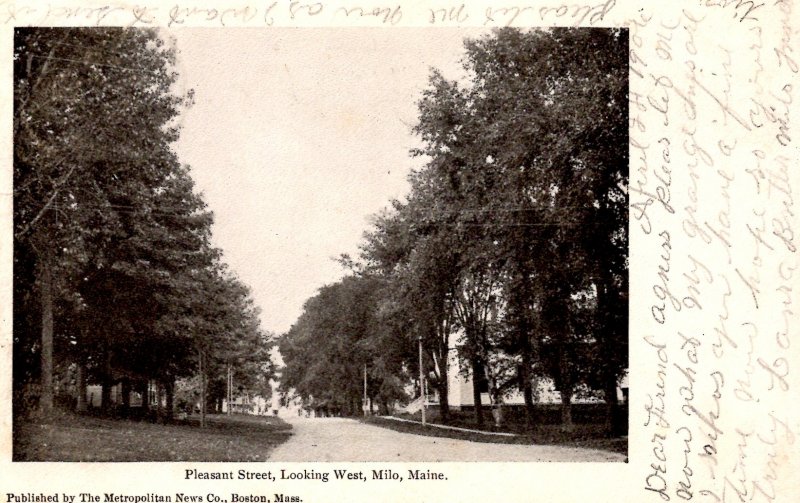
[[267, 416, 624, 462]]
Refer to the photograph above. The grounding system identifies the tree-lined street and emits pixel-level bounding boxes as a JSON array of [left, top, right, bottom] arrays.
[[13, 26, 628, 461], [280, 28, 628, 434]]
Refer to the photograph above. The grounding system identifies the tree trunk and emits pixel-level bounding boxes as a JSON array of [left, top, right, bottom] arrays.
[[165, 378, 174, 420], [75, 319, 88, 412], [559, 347, 574, 432], [561, 390, 574, 431], [101, 382, 112, 411], [436, 377, 449, 423], [75, 362, 87, 412], [596, 266, 626, 437], [101, 349, 113, 411], [433, 343, 450, 423], [510, 229, 538, 430], [121, 379, 131, 412], [519, 314, 536, 429], [515, 264, 537, 430], [38, 254, 54, 413], [140, 381, 150, 414], [155, 381, 164, 418], [604, 377, 620, 435], [471, 357, 484, 426]]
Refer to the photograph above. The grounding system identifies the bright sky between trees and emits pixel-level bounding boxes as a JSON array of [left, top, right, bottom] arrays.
[[172, 28, 490, 335]]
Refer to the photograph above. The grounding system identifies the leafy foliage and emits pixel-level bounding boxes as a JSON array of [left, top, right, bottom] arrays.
[[13, 28, 273, 416], [286, 28, 628, 430], [279, 275, 409, 416]]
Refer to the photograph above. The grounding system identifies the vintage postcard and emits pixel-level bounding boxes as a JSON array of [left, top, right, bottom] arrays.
[[1, 0, 798, 502]]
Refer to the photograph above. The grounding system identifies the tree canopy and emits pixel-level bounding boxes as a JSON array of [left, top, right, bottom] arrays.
[[13, 27, 273, 418], [279, 275, 409, 416]]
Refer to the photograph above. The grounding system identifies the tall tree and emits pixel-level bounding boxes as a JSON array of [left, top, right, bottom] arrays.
[[404, 27, 628, 429], [360, 190, 461, 423], [14, 28, 193, 411], [13, 28, 275, 419]]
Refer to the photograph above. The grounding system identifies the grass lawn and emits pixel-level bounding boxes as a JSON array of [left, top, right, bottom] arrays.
[[363, 412, 627, 456], [13, 411, 293, 462]]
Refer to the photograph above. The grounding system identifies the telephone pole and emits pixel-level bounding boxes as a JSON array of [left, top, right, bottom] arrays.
[[227, 364, 232, 415], [418, 335, 426, 426]]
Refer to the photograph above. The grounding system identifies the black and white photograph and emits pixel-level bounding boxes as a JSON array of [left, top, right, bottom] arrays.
[[12, 25, 629, 463]]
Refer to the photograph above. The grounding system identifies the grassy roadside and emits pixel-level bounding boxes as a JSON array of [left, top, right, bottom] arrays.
[[13, 410, 293, 462], [362, 416, 627, 456]]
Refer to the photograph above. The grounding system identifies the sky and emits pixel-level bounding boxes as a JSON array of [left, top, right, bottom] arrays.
[[170, 28, 490, 335]]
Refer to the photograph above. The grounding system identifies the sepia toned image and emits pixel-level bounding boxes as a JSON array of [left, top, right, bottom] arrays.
[[12, 26, 628, 463], [3, 0, 800, 501]]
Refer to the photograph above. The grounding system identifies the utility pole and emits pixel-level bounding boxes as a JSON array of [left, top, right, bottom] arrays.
[[199, 349, 206, 428], [227, 364, 232, 415], [418, 335, 426, 426]]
